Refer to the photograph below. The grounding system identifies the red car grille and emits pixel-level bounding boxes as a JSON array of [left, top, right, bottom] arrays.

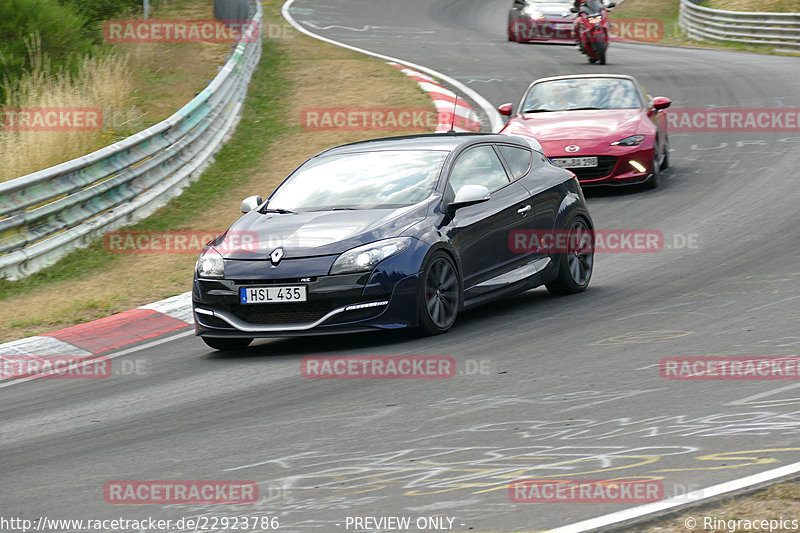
[[570, 156, 617, 180]]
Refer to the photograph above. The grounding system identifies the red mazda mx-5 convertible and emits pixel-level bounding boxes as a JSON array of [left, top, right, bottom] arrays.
[[498, 74, 671, 189]]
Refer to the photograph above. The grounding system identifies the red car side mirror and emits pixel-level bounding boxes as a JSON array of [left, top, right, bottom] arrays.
[[497, 103, 513, 116], [652, 96, 671, 110]]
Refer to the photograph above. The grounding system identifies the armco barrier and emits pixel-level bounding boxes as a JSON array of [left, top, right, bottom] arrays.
[[679, 0, 800, 49], [0, 0, 262, 280]]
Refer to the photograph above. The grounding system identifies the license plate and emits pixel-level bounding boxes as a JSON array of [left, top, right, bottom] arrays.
[[551, 157, 598, 168], [555, 23, 573, 30], [240, 286, 307, 304]]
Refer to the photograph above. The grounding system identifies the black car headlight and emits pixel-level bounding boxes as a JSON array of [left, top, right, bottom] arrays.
[[196, 247, 224, 278], [611, 135, 645, 146], [330, 237, 412, 275]]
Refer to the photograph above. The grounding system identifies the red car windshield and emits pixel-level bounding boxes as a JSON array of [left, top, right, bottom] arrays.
[[522, 79, 642, 112]]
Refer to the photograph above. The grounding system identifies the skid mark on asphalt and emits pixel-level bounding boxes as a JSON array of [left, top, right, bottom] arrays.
[[589, 330, 693, 346]]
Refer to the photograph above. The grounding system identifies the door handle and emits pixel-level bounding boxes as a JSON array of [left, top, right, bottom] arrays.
[[517, 205, 531, 215]]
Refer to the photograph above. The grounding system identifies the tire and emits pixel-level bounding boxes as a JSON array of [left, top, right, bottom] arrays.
[[202, 337, 253, 351], [418, 251, 461, 335], [594, 39, 607, 65], [660, 136, 670, 170], [546, 217, 594, 296], [641, 152, 660, 190]]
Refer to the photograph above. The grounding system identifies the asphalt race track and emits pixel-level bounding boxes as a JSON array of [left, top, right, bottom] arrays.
[[2, 0, 800, 531]]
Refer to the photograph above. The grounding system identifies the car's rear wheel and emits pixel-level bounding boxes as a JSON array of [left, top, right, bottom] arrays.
[[546, 217, 594, 295], [594, 39, 607, 65], [202, 337, 253, 351], [418, 251, 460, 335]]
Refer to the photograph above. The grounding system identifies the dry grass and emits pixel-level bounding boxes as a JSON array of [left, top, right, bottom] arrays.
[[0, 35, 137, 181], [0, 0, 231, 181], [0, 0, 433, 343], [708, 0, 800, 12], [628, 481, 800, 532]]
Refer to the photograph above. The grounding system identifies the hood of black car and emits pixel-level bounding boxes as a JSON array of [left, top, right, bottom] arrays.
[[214, 204, 428, 260]]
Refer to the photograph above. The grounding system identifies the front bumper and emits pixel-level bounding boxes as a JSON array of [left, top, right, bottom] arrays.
[[555, 147, 655, 186], [193, 248, 427, 338]]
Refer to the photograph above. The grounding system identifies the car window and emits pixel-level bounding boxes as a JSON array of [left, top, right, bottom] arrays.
[[498, 145, 532, 179], [448, 146, 510, 194], [268, 150, 447, 211], [523, 78, 642, 112]]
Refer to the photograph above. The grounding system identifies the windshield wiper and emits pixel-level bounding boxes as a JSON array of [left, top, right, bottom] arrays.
[[262, 208, 296, 214], [567, 107, 603, 111], [523, 109, 553, 113]]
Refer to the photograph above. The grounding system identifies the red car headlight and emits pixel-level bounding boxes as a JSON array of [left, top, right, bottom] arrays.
[[611, 135, 645, 146]]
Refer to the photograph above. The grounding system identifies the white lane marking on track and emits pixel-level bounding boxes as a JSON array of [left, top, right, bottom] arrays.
[[747, 294, 800, 312], [0, 329, 194, 390], [726, 383, 800, 406], [546, 460, 800, 533], [140, 291, 193, 323], [281, 0, 504, 132], [305, 21, 435, 33], [0, 336, 91, 357]]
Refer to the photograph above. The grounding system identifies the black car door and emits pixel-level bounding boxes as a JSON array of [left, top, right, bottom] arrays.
[[499, 143, 561, 258], [443, 144, 534, 293]]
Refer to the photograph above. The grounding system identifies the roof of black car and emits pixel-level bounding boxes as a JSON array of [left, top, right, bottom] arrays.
[[317, 133, 516, 155]]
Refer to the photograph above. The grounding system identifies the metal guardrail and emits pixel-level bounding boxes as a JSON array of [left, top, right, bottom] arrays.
[[0, 0, 262, 280], [679, 0, 800, 49]]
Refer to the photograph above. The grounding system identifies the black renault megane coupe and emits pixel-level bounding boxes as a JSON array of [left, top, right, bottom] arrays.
[[193, 133, 594, 350]]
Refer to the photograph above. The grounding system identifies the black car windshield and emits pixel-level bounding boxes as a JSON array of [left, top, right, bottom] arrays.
[[522, 78, 642, 112], [267, 150, 447, 211]]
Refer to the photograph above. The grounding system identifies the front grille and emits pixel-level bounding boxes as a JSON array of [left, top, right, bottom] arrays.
[[570, 156, 617, 180], [231, 302, 336, 325]]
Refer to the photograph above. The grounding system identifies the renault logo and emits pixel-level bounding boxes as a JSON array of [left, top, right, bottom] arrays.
[[270, 247, 285, 266], [565, 145, 580, 152]]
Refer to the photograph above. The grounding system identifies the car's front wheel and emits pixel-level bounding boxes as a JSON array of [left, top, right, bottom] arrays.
[[418, 251, 460, 335], [202, 337, 253, 351], [641, 152, 660, 189], [546, 217, 594, 295]]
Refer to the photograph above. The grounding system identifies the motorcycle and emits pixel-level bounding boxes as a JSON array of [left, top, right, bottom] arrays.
[[571, 0, 615, 65]]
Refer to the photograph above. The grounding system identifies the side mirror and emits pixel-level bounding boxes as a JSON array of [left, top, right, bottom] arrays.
[[497, 102, 513, 116], [652, 96, 672, 110], [241, 195, 263, 213], [570, 6, 578, 12], [449, 185, 490, 210]]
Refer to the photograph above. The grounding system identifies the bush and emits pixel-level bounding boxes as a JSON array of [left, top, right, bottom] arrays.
[[62, 0, 143, 27], [0, 0, 93, 93]]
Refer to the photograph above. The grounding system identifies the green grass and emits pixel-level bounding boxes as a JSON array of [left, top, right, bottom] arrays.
[[0, 36, 290, 301], [708, 0, 800, 11], [611, 0, 800, 56]]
